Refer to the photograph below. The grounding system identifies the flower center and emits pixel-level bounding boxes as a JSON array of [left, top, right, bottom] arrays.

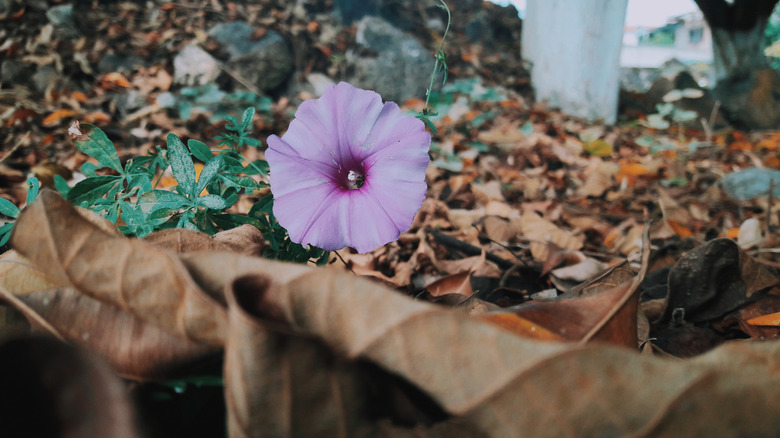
[[345, 169, 365, 190]]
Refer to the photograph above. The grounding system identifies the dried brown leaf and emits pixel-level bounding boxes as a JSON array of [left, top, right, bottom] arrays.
[[11, 190, 227, 346], [242, 265, 780, 435], [0, 251, 217, 379]]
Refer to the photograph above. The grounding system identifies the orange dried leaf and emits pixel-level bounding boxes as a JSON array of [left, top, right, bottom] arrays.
[[500, 100, 524, 109], [71, 91, 88, 102], [728, 141, 752, 151], [40, 134, 55, 147], [83, 112, 112, 124], [765, 156, 780, 169], [42, 109, 77, 127], [618, 163, 651, 176], [100, 72, 131, 88], [616, 163, 651, 187], [479, 313, 564, 341], [746, 312, 780, 327], [666, 220, 693, 237]]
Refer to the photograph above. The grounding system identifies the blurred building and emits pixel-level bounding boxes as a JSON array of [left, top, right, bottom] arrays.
[[620, 11, 713, 91]]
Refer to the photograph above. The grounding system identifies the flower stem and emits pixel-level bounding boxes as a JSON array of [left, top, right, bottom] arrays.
[[423, 0, 451, 114]]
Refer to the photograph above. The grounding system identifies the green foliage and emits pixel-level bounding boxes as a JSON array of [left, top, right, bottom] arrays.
[[0, 177, 40, 247], [56, 108, 327, 264], [765, 5, 780, 69], [157, 84, 273, 123], [63, 112, 268, 237]]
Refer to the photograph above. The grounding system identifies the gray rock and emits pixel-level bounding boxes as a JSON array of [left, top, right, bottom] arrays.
[[334, 0, 379, 24], [173, 45, 220, 86], [1, 60, 29, 85], [208, 21, 293, 91], [97, 54, 143, 74], [32, 65, 59, 93], [114, 89, 148, 118], [0, 0, 12, 17], [347, 16, 432, 103], [46, 4, 78, 37]]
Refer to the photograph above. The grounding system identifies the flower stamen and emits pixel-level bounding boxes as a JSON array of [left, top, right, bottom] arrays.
[[346, 169, 365, 190]]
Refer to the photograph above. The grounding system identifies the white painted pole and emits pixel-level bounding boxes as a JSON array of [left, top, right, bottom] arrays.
[[522, 0, 628, 124]]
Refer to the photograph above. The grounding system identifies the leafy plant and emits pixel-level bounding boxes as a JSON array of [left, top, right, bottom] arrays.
[[63, 110, 326, 264], [0, 177, 39, 247], [65, 117, 265, 237], [157, 83, 273, 122]]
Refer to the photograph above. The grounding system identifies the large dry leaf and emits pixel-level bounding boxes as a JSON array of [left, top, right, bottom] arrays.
[[11, 190, 227, 346], [224, 275, 381, 438], [0, 251, 217, 380], [0, 336, 140, 438], [227, 263, 780, 436]]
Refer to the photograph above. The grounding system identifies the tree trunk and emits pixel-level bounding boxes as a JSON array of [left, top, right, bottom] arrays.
[[521, 0, 628, 124], [694, 0, 779, 83]]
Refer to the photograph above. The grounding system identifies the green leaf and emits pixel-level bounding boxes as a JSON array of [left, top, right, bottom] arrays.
[[249, 195, 274, 217], [72, 124, 123, 173], [221, 155, 246, 174], [243, 159, 269, 175], [166, 133, 197, 197], [138, 189, 191, 214], [241, 107, 255, 133], [196, 194, 228, 210], [146, 208, 176, 226], [0, 198, 20, 218], [243, 137, 262, 148], [195, 155, 223, 195], [53, 174, 71, 197], [0, 222, 14, 246], [126, 174, 153, 194], [188, 139, 213, 163], [218, 174, 261, 191], [209, 213, 261, 229], [81, 162, 99, 177], [67, 175, 122, 206], [25, 177, 39, 206]]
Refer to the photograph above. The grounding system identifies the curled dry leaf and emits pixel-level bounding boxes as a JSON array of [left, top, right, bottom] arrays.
[[0, 336, 140, 438], [223, 265, 780, 436], [212, 224, 266, 256], [143, 225, 266, 256], [11, 190, 227, 346], [224, 274, 381, 438], [0, 251, 217, 380]]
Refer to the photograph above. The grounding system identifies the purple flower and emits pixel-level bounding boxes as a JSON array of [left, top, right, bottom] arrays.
[[266, 82, 431, 254]]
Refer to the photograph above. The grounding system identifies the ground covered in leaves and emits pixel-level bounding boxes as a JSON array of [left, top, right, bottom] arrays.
[[3, 0, 780, 437]]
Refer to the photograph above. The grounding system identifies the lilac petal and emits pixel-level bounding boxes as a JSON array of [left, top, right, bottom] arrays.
[[358, 101, 428, 160], [281, 82, 384, 166], [339, 189, 404, 253], [273, 185, 401, 253], [271, 182, 342, 250], [266, 136, 337, 198], [362, 137, 430, 232]]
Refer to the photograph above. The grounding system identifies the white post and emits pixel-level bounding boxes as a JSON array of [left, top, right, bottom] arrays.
[[522, 0, 628, 124]]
